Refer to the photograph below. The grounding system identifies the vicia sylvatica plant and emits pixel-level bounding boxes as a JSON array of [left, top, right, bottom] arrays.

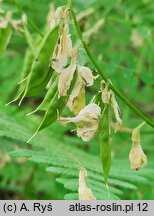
[[1, 0, 153, 200]]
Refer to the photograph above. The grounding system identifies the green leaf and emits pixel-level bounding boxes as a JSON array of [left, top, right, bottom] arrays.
[[0, 107, 153, 200], [36, 91, 60, 131], [13, 25, 59, 104], [25, 25, 59, 96], [28, 73, 59, 114], [27, 66, 54, 96], [99, 105, 111, 184]]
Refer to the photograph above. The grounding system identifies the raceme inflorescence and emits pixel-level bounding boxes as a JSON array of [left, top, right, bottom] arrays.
[[5, 2, 150, 196]]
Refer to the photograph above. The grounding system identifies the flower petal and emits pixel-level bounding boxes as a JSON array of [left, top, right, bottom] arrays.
[[129, 122, 147, 170], [52, 24, 73, 73], [78, 66, 94, 86], [58, 51, 77, 97], [78, 167, 96, 200], [67, 66, 95, 115], [101, 81, 111, 104], [59, 103, 101, 141], [67, 75, 84, 113], [129, 143, 147, 170], [77, 122, 99, 141], [54, 6, 64, 24]]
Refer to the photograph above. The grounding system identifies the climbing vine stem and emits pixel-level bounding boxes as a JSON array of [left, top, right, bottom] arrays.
[[68, 0, 154, 128]]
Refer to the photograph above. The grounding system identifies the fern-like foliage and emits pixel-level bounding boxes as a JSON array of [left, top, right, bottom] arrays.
[[0, 108, 154, 200]]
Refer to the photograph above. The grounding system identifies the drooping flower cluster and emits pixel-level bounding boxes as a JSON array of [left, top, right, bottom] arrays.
[[51, 7, 95, 101], [48, 7, 101, 141], [50, 7, 123, 143], [5, 3, 149, 184]]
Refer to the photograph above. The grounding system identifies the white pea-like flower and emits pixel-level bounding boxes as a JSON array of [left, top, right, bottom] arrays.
[[78, 66, 94, 87], [59, 103, 101, 141], [49, 7, 70, 29], [129, 143, 147, 170], [129, 122, 147, 170], [78, 167, 96, 200]]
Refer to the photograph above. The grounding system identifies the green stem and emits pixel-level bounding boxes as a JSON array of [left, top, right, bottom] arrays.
[[68, 0, 154, 128]]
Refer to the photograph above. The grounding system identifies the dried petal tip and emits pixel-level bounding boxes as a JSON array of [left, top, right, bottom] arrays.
[[78, 167, 96, 200], [67, 65, 95, 115], [129, 122, 147, 170], [101, 81, 111, 104], [110, 93, 122, 132], [78, 66, 94, 86]]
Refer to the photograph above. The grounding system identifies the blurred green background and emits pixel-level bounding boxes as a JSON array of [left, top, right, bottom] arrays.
[[0, 0, 154, 200]]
